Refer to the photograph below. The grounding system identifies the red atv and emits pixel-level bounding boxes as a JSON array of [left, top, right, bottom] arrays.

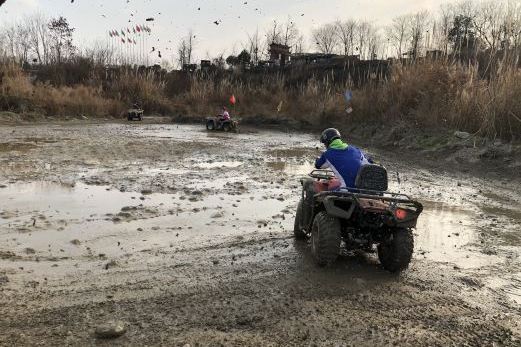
[[294, 165, 423, 272]]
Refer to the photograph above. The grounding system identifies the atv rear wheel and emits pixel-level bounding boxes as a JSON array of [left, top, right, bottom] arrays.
[[311, 212, 341, 266], [293, 199, 307, 240], [206, 120, 215, 130], [378, 228, 414, 273]]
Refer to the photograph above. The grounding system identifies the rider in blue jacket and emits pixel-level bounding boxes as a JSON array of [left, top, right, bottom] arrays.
[[315, 128, 370, 189]]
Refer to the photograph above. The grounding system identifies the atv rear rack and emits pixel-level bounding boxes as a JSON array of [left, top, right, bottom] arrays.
[[308, 169, 423, 221]]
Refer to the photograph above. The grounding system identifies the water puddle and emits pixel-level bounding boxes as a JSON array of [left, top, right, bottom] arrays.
[[0, 180, 294, 267], [195, 161, 243, 169], [415, 201, 500, 268], [267, 161, 313, 176]]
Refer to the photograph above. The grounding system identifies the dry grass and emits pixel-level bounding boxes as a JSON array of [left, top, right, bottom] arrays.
[[1, 62, 124, 117], [1, 59, 520, 140]]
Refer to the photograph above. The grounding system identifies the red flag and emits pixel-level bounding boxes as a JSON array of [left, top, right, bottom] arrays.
[[229, 95, 236, 105]]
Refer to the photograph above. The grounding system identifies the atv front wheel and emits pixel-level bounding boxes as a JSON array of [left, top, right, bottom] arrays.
[[311, 212, 341, 266], [206, 120, 215, 130], [378, 228, 414, 273], [293, 199, 307, 240]]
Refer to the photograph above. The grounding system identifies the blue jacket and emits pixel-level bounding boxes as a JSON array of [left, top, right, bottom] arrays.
[[315, 139, 369, 188]]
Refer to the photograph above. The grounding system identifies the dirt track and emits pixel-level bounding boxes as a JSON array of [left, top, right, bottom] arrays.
[[0, 121, 520, 346]]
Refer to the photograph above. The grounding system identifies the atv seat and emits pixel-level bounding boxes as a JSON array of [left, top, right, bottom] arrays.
[[355, 164, 388, 191]]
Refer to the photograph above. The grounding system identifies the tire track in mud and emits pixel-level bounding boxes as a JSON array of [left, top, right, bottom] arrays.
[[0, 122, 520, 346]]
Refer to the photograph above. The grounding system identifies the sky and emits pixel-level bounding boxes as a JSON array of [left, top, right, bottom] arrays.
[[0, 0, 462, 65]]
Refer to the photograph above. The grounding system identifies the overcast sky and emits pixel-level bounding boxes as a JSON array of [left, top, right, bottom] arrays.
[[0, 0, 462, 64]]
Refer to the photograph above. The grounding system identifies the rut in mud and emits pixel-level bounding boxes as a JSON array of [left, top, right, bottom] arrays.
[[0, 122, 520, 346]]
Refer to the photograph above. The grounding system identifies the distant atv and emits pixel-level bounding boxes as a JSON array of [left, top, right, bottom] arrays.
[[127, 108, 144, 121], [294, 166, 423, 272], [205, 116, 239, 132]]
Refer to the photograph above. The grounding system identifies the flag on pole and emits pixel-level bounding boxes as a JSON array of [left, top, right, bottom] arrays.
[[229, 95, 236, 105]]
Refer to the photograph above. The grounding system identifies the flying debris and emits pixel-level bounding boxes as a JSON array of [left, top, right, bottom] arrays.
[[146, 18, 154, 22]]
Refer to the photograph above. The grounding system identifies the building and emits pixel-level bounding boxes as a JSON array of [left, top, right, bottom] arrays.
[[269, 43, 291, 66]]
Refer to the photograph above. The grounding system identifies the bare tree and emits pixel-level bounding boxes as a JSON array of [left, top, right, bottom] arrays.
[[246, 28, 263, 64], [177, 29, 196, 68], [335, 19, 357, 56], [436, 4, 455, 55], [503, 1, 521, 53], [313, 23, 338, 54], [356, 21, 372, 59], [266, 20, 282, 44], [408, 11, 429, 59], [186, 29, 195, 64], [27, 14, 50, 64], [294, 34, 306, 54], [84, 41, 115, 65], [387, 15, 408, 58], [367, 26, 383, 59], [177, 39, 188, 68], [281, 17, 299, 48], [4, 25, 17, 59]]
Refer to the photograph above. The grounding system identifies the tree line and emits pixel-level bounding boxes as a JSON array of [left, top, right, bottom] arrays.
[[1, 0, 521, 68]]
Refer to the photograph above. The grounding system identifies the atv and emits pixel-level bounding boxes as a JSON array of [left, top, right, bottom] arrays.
[[127, 108, 144, 121], [294, 165, 423, 272], [205, 116, 239, 132]]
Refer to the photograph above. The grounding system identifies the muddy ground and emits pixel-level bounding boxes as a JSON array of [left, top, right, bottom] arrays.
[[0, 121, 520, 346]]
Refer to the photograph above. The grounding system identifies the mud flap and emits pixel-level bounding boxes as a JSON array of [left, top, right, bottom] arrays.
[[322, 196, 356, 220], [301, 178, 315, 230]]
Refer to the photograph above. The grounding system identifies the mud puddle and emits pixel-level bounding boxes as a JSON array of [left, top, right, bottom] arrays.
[[1, 123, 520, 345], [416, 201, 502, 268], [0, 179, 294, 282]]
